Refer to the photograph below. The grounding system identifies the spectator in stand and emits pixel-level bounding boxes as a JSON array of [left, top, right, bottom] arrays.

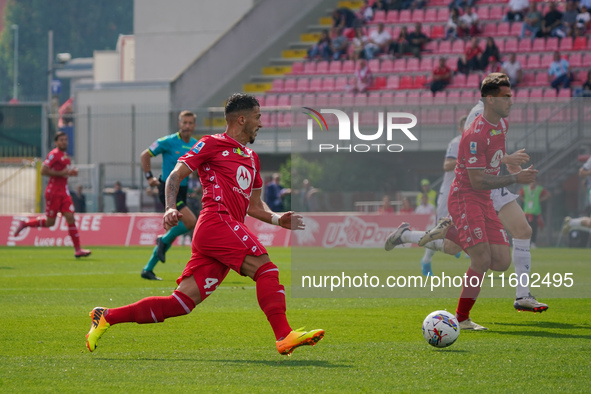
[[480, 37, 501, 70], [464, 37, 483, 71], [408, 22, 430, 59], [332, 7, 359, 29], [347, 59, 374, 93], [388, 26, 410, 58], [445, 8, 460, 40], [430, 57, 453, 94], [416, 178, 437, 207], [575, 5, 590, 36], [580, 70, 591, 97], [265, 173, 290, 212], [71, 184, 87, 213], [331, 27, 350, 61], [390, 0, 404, 11], [415, 194, 436, 215], [378, 195, 395, 214], [548, 50, 574, 92], [307, 29, 332, 60], [352, 27, 369, 60], [504, 0, 529, 22], [449, 0, 475, 12], [113, 181, 128, 213], [457, 54, 470, 76], [501, 53, 523, 87], [521, 2, 543, 40], [540, 2, 563, 38], [458, 6, 481, 37], [365, 22, 392, 59], [359, 0, 374, 24], [485, 56, 502, 74], [399, 197, 414, 214], [372, 0, 390, 13], [561, 0, 579, 38]]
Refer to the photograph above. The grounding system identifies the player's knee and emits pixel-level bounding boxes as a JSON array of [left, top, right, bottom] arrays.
[[45, 217, 56, 227], [513, 222, 532, 239], [490, 258, 511, 272], [253, 262, 279, 282]]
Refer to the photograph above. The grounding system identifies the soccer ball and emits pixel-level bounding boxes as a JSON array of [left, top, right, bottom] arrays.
[[422, 310, 460, 348]]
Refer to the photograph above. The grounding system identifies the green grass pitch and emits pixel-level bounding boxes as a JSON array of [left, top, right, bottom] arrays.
[[0, 246, 589, 392]]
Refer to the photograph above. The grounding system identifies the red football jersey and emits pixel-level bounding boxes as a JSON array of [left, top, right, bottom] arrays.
[[451, 114, 508, 202], [179, 133, 263, 223], [43, 147, 71, 194]]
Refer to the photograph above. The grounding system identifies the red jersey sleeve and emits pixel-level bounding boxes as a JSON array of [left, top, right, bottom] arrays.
[[252, 152, 263, 190], [42, 150, 58, 169], [179, 136, 216, 172], [463, 131, 487, 170]]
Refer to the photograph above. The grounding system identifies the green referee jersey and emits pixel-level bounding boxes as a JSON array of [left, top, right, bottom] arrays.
[[148, 132, 197, 186]]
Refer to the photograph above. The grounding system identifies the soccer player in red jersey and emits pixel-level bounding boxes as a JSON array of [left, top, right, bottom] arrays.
[[86, 93, 324, 355], [13, 131, 91, 258], [448, 73, 537, 330]]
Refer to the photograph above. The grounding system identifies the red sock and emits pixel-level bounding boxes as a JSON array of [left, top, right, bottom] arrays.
[[456, 267, 485, 322], [105, 290, 195, 325], [68, 225, 81, 251], [254, 262, 292, 340], [25, 218, 47, 228]]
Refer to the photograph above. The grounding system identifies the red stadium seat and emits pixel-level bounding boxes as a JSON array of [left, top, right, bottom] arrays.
[[342, 60, 355, 74], [545, 37, 558, 52], [393, 58, 406, 72], [368, 92, 381, 106], [296, 77, 310, 92], [557, 89, 571, 99], [438, 40, 452, 54], [447, 90, 461, 102], [543, 89, 557, 99], [329, 60, 342, 74], [521, 72, 534, 86], [419, 57, 433, 72], [430, 25, 445, 39], [518, 39, 532, 53], [582, 54, 591, 69], [316, 93, 329, 107], [300, 94, 315, 106], [525, 54, 540, 69], [449, 74, 466, 89], [290, 94, 303, 107], [573, 36, 587, 51], [400, 75, 413, 89], [381, 92, 395, 105], [421, 91, 434, 105], [265, 94, 277, 106], [380, 59, 395, 73], [328, 93, 342, 107], [411, 9, 424, 22], [532, 72, 547, 87], [516, 54, 527, 67], [373, 10, 386, 24], [302, 62, 316, 75], [399, 9, 411, 22], [424, 40, 438, 53], [437, 8, 450, 22], [483, 23, 497, 36], [393, 91, 407, 105], [451, 40, 465, 54], [316, 61, 329, 74], [413, 75, 428, 89], [386, 75, 400, 89], [335, 76, 349, 91], [477, 6, 490, 20], [568, 52, 582, 67], [290, 62, 304, 75], [406, 91, 420, 105], [270, 79, 285, 93], [407, 58, 420, 72], [386, 10, 399, 23], [322, 76, 336, 91], [540, 54, 554, 68], [466, 74, 480, 89], [504, 37, 518, 53], [359, 110, 375, 125], [255, 95, 265, 107], [460, 89, 476, 103], [510, 22, 523, 37], [392, 25, 402, 39], [368, 59, 381, 73], [532, 38, 545, 52], [529, 87, 544, 101], [424, 8, 437, 22], [342, 93, 354, 107], [372, 76, 387, 90], [354, 94, 368, 106], [560, 37, 573, 51], [277, 94, 291, 106], [489, 5, 504, 20]]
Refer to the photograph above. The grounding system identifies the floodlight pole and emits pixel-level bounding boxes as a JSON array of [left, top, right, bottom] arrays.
[[11, 24, 18, 100], [47, 30, 53, 108]]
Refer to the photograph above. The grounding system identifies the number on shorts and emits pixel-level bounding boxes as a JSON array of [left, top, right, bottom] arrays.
[[500, 187, 508, 196], [500, 229, 508, 243], [203, 277, 219, 289]]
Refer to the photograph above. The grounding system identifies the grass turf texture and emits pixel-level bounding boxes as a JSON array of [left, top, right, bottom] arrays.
[[0, 246, 589, 392]]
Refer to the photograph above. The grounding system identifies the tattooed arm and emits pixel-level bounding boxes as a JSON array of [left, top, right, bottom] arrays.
[[468, 166, 538, 190], [163, 162, 192, 230]]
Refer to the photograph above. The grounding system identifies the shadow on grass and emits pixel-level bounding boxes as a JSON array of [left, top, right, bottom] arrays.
[[0, 266, 15, 269], [492, 321, 591, 339], [94, 358, 351, 368]]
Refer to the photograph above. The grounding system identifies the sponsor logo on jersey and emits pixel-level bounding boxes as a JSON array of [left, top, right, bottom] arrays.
[[149, 141, 159, 151], [236, 166, 252, 190], [489, 129, 502, 136], [222, 150, 229, 157], [474, 227, 483, 239], [233, 148, 250, 158], [490, 149, 504, 168], [468, 156, 478, 164], [470, 141, 477, 154], [191, 141, 205, 154]]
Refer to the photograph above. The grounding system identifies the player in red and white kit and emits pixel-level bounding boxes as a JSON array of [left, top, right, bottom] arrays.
[[448, 73, 537, 330], [86, 94, 324, 355], [13, 131, 91, 258]]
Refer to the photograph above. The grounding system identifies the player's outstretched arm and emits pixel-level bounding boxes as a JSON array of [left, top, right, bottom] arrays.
[[141, 149, 160, 186], [247, 189, 305, 230], [40, 165, 68, 178], [468, 166, 538, 190], [162, 163, 192, 230]]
